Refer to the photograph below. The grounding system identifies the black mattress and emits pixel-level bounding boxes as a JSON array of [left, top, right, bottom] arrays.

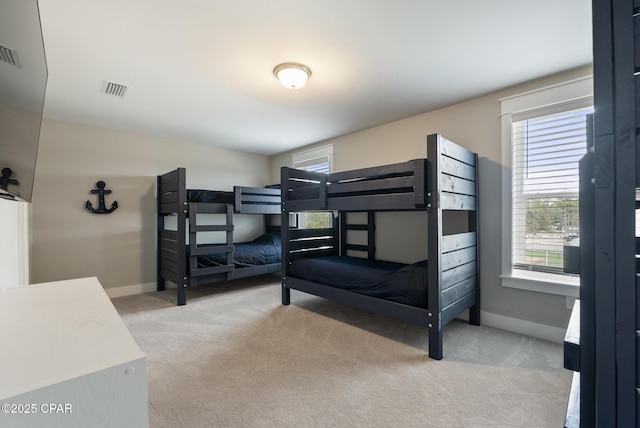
[[289, 256, 428, 308], [195, 233, 281, 268]]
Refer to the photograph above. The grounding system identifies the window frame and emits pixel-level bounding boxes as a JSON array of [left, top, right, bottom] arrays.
[[500, 76, 593, 298]]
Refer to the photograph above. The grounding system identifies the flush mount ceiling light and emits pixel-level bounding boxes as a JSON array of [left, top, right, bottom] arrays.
[[273, 62, 311, 90]]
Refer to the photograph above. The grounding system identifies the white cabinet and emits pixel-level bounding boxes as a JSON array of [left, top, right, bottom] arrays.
[[0, 277, 148, 427]]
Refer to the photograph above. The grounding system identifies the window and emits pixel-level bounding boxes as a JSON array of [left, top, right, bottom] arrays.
[[500, 76, 592, 296], [291, 145, 333, 229], [512, 107, 592, 273]]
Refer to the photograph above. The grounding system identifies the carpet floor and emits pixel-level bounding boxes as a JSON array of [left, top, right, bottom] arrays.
[[112, 275, 570, 428]]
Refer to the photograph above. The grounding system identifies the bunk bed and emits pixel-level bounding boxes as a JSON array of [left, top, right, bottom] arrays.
[[157, 167, 281, 305], [280, 133, 480, 360]]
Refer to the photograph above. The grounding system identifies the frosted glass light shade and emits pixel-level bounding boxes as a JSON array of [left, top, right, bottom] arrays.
[[273, 63, 311, 90]]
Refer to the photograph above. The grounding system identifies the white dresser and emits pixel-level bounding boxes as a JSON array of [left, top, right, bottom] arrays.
[[0, 277, 148, 427]]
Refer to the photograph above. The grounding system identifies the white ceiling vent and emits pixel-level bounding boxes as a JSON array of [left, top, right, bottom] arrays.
[[0, 45, 18, 66], [102, 80, 129, 97]]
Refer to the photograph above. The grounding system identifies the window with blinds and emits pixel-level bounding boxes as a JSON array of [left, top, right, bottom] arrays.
[[511, 106, 592, 274], [291, 145, 333, 229]]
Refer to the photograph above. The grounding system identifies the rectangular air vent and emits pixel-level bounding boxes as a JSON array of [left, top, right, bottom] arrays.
[[102, 80, 129, 97], [0, 45, 18, 66]]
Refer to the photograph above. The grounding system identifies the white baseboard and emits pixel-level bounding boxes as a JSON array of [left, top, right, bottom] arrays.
[[480, 311, 566, 344]]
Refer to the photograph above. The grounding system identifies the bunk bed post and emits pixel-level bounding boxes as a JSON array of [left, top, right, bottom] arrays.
[[367, 211, 375, 260], [281, 167, 291, 305], [468, 152, 480, 326], [157, 175, 165, 292], [176, 169, 187, 306], [427, 134, 444, 360], [225, 203, 234, 280]]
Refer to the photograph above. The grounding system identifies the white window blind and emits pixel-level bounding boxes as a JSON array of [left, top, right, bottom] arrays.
[[291, 145, 333, 229], [511, 106, 592, 274]]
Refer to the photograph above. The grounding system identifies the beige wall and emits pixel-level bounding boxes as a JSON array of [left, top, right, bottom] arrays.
[[270, 65, 592, 330], [31, 119, 271, 290]]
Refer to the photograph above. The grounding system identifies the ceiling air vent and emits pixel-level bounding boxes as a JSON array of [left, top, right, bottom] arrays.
[[102, 80, 129, 97], [0, 45, 18, 66]]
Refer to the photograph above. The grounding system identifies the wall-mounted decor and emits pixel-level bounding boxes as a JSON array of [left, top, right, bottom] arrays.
[[85, 181, 118, 214], [0, 167, 19, 192]]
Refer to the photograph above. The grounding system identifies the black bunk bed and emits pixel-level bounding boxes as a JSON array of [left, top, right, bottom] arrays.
[[157, 167, 281, 305], [280, 133, 480, 360]]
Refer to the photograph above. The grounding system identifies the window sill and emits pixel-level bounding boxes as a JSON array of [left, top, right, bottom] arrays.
[[500, 270, 579, 298]]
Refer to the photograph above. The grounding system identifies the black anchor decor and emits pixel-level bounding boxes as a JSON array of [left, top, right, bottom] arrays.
[[85, 181, 118, 214], [0, 167, 19, 191]]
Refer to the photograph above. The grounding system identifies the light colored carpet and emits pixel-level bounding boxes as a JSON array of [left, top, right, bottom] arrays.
[[112, 275, 570, 428]]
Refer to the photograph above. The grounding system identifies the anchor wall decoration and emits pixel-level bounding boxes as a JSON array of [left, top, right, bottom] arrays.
[[0, 167, 19, 192], [85, 181, 118, 214]]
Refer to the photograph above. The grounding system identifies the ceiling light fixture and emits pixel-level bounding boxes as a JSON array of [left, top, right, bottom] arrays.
[[273, 62, 311, 90]]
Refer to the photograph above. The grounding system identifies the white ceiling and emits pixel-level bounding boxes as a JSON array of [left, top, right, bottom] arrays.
[[37, 0, 592, 156]]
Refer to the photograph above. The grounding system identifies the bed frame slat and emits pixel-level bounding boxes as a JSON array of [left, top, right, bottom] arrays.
[[441, 231, 476, 253], [192, 224, 234, 233], [440, 174, 476, 196], [440, 136, 477, 167], [441, 261, 476, 290], [440, 155, 476, 181], [328, 193, 418, 211], [441, 276, 477, 308], [190, 245, 233, 256], [288, 238, 335, 252], [441, 290, 477, 325], [440, 192, 476, 210], [329, 159, 422, 183], [440, 246, 476, 271]]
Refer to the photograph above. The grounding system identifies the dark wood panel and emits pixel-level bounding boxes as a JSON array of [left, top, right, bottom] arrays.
[[440, 193, 476, 211], [328, 193, 420, 211], [188, 203, 228, 214], [441, 261, 476, 290], [158, 168, 182, 184], [440, 174, 476, 196], [190, 264, 233, 277], [158, 190, 179, 204], [327, 176, 414, 195], [441, 231, 476, 254], [440, 246, 476, 271], [192, 224, 233, 233], [159, 202, 179, 215], [159, 247, 177, 263], [159, 229, 179, 242], [434, 134, 476, 166], [290, 228, 335, 239], [190, 245, 233, 256], [231, 263, 281, 279], [441, 290, 477, 325], [160, 267, 178, 281], [440, 155, 476, 181], [330, 159, 424, 183], [236, 204, 281, 215], [288, 238, 335, 252], [441, 276, 476, 308], [161, 259, 178, 277]]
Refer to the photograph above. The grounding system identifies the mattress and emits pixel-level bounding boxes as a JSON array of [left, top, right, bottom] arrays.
[[289, 256, 428, 308], [195, 233, 281, 268]]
